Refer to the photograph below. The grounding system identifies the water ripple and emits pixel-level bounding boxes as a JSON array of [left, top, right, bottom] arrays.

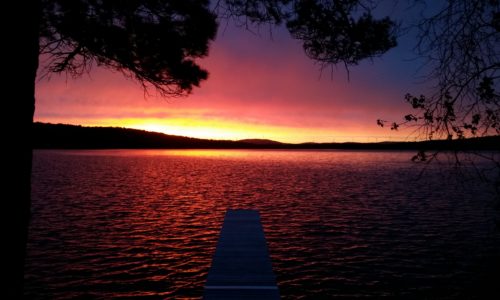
[[26, 150, 500, 299]]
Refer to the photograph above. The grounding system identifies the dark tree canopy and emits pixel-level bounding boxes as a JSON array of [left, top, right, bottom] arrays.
[[40, 0, 398, 97], [286, 1, 396, 67], [215, 0, 291, 25], [40, 0, 218, 96], [215, 0, 397, 68]]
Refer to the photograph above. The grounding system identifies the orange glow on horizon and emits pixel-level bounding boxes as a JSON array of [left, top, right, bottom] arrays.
[[35, 115, 415, 143]]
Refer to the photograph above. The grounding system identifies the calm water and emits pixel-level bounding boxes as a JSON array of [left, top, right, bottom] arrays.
[[26, 150, 500, 299]]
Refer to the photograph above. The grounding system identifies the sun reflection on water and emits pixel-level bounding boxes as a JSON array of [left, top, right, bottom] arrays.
[[26, 149, 500, 299]]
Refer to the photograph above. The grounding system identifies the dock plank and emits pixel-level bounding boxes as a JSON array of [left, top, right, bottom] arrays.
[[203, 209, 280, 299]]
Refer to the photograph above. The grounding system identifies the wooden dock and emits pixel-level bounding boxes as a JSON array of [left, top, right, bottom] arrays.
[[203, 209, 280, 300]]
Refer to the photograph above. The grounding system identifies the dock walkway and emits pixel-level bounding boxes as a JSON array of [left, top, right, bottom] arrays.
[[203, 209, 280, 299]]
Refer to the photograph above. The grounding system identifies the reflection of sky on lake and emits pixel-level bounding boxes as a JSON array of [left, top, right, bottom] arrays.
[[26, 150, 500, 299]]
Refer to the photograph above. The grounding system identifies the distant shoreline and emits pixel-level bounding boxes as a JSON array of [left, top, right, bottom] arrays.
[[33, 122, 500, 151]]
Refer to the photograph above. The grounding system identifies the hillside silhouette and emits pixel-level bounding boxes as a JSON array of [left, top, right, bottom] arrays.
[[34, 122, 500, 151]]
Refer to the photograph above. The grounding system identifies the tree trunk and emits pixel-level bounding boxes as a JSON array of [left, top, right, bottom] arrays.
[[5, 0, 39, 298]]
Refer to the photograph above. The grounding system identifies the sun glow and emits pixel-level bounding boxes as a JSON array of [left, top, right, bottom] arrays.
[[36, 115, 411, 144], [130, 120, 249, 140], [113, 117, 314, 142]]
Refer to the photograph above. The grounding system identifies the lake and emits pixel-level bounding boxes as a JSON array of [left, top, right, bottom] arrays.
[[26, 149, 500, 299]]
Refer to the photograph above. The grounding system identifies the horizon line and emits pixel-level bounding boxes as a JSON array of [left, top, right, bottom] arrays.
[[35, 121, 423, 145]]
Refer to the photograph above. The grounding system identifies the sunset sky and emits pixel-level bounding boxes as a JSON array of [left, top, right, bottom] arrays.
[[35, 4, 432, 143]]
